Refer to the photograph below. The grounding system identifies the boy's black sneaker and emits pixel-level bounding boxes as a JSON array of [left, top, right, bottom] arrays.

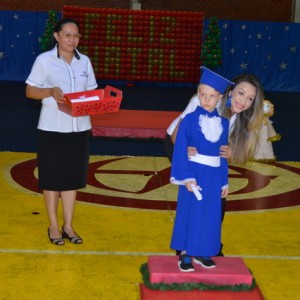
[[193, 256, 216, 268], [178, 254, 195, 272]]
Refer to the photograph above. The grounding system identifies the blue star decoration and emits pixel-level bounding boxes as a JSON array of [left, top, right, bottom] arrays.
[[0, 10, 52, 80], [213, 19, 300, 91], [240, 62, 248, 70], [279, 62, 287, 70]]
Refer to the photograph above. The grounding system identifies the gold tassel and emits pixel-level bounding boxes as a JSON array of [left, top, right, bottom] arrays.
[[268, 133, 281, 143]]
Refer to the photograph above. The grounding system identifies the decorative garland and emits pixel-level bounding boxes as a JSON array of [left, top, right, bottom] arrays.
[[140, 263, 257, 292]]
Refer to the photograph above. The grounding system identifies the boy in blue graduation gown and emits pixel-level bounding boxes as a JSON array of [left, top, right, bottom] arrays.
[[170, 67, 234, 272]]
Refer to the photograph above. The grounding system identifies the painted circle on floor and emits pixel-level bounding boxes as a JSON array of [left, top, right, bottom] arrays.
[[10, 157, 300, 211]]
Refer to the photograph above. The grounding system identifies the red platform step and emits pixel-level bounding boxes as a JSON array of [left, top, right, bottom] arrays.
[[139, 256, 264, 300], [148, 255, 253, 286]]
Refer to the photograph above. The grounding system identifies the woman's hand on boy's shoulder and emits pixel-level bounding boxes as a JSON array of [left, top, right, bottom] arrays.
[[220, 145, 231, 159]]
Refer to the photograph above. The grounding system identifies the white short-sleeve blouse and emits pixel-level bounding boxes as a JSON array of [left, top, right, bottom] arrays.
[[26, 46, 98, 132]]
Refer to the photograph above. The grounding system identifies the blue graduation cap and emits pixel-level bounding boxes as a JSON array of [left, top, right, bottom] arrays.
[[199, 66, 234, 94]]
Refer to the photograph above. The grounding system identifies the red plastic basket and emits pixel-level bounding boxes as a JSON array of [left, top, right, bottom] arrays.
[[58, 85, 122, 117]]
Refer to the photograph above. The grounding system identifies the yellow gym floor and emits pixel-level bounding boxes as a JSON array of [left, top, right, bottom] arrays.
[[0, 152, 299, 300]]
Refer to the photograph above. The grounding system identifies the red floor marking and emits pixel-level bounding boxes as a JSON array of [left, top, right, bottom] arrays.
[[10, 158, 300, 211]]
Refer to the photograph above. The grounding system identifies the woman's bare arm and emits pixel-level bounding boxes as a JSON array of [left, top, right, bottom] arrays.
[[26, 85, 65, 103]]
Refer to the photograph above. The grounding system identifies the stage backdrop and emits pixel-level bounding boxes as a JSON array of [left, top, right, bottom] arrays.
[[0, 9, 300, 92]]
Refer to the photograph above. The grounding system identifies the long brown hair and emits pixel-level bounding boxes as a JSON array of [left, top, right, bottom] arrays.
[[219, 74, 264, 164]]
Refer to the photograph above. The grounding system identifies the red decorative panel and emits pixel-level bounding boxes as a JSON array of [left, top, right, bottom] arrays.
[[63, 6, 204, 83]]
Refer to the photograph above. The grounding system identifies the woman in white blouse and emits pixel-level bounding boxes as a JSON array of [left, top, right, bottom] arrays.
[[26, 18, 98, 246]]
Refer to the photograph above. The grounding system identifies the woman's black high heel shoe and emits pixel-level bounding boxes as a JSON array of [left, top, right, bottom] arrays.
[[47, 228, 65, 246], [61, 227, 83, 244]]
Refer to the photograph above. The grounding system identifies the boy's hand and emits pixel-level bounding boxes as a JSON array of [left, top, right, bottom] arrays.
[[221, 187, 228, 198], [185, 180, 197, 192]]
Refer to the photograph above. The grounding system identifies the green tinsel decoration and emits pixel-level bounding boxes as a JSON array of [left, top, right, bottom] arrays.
[[40, 10, 58, 52], [140, 263, 257, 291], [201, 16, 222, 70]]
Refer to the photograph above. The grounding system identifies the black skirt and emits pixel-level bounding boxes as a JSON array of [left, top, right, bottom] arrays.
[[37, 130, 90, 191]]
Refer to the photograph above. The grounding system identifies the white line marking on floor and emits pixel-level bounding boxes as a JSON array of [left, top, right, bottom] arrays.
[[0, 249, 299, 260]]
